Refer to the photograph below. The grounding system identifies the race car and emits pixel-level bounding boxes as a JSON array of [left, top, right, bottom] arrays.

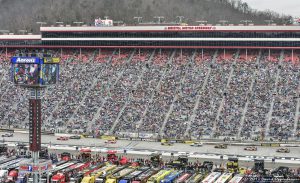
[[276, 148, 290, 153], [214, 144, 227, 149], [69, 135, 81, 139], [161, 142, 174, 146], [244, 146, 257, 151], [2, 133, 13, 137], [56, 136, 69, 141], [190, 142, 203, 147], [105, 140, 117, 144]]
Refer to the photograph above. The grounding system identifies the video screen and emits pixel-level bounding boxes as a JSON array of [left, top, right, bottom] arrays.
[[41, 64, 58, 85], [13, 64, 39, 85]]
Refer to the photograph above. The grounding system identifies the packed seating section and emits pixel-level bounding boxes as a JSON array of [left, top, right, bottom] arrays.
[[0, 48, 299, 140]]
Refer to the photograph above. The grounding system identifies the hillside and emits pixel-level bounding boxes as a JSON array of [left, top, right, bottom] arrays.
[[0, 0, 293, 32]]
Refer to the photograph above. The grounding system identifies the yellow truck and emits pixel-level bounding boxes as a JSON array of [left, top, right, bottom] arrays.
[[81, 164, 118, 183], [146, 169, 173, 183], [105, 167, 137, 183]]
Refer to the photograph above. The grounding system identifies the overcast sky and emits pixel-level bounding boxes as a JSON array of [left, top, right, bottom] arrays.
[[243, 0, 299, 17]]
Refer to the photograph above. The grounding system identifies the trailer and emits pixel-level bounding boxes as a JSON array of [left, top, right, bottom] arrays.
[[133, 168, 160, 183], [119, 167, 150, 183], [201, 172, 222, 183], [147, 169, 173, 183], [161, 170, 183, 183], [105, 167, 136, 183]]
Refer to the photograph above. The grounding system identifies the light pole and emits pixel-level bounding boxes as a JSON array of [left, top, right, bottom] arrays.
[[219, 20, 228, 26], [196, 20, 207, 25], [73, 21, 84, 26], [114, 21, 124, 26], [0, 30, 9, 34], [176, 16, 185, 24], [133, 17, 143, 24], [240, 20, 252, 26], [18, 30, 27, 35], [36, 22, 47, 27], [154, 16, 165, 24]]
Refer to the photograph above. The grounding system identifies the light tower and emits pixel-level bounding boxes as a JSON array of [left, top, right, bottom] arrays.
[[10, 54, 60, 183]]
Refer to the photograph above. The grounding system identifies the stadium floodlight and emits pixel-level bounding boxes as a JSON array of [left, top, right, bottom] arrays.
[[0, 30, 9, 34], [73, 21, 84, 26], [114, 21, 124, 26], [154, 16, 165, 24], [264, 20, 274, 25], [176, 16, 185, 24], [18, 30, 27, 35], [196, 20, 207, 25], [133, 17, 143, 24], [219, 20, 228, 26], [55, 22, 64, 27], [36, 22, 47, 27], [240, 20, 252, 26]]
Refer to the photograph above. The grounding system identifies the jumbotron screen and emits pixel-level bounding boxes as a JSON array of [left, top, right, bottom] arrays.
[[11, 57, 60, 87], [41, 64, 58, 85]]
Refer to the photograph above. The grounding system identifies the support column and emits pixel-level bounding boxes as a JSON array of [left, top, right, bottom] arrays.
[[80, 48, 82, 60], [5, 47, 7, 60], [60, 48, 62, 59], [29, 88, 42, 183], [269, 49, 271, 61], [139, 48, 141, 58], [202, 49, 203, 60], [180, 49, 182, 59], [246, 49, 248, 61], [292, 49, 294, 63]]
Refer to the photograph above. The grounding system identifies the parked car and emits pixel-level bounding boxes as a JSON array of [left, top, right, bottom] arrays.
[[56, 136, 69, 141], [2, 133, 13, 137], [244, 146, 257, 151]]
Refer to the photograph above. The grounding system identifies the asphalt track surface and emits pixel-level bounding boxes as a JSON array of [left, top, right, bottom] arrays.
[[2, 132, 300, 159]]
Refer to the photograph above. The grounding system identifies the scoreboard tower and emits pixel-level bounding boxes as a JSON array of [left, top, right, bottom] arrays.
[[11, 56, 60, 183]]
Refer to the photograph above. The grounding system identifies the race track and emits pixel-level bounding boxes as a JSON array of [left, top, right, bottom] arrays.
[[2, 132, 300, 159]]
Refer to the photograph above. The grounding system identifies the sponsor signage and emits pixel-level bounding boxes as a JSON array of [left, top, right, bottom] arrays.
[[11, 57, 40, 64], [165, 26, 216, 30], [44, 57, 60, 63]]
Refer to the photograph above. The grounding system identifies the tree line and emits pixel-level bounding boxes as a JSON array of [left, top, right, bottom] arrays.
[[0, 0, 293, 33]]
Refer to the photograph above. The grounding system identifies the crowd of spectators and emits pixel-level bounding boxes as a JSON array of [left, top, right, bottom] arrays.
[[0, 48, 299, 140]]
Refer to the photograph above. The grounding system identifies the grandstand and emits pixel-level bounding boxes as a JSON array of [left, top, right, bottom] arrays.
[[0, 25, 299, 141]]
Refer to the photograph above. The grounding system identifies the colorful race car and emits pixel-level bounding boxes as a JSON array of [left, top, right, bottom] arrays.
[[214, 144, 227, 149], [244, 146, 257, 151], [69, 135, 81, 139], [56, 136, 69, 141], [276, 148, 290, 153], [190, 142, 203, 147], [105, 140, 117, 144], [161, 142, 174, 146]]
